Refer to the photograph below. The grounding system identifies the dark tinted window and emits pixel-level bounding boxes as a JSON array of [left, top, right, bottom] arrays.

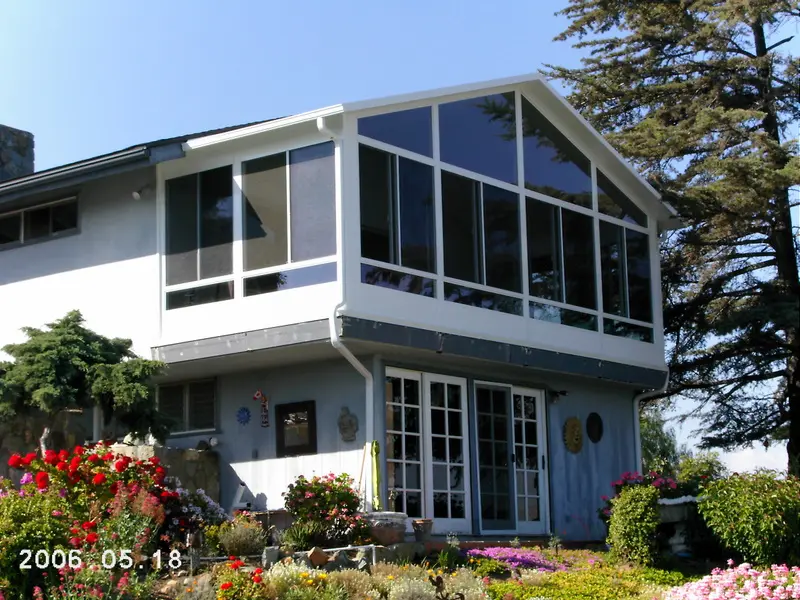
[[242, 153, 287, 271], [25, 206, 50, 240], [442, 171, 482, 283], [51, 201, 78, 233], [526, 199, 562, 301], [159, 385, 185, 429], [166, 282, 234, 310], [626, 229, 652, 322], [398, 158, 435, 273], [198, 166, 233, 279], [522, 96, 592, 208], [187, 381, 216, 431], [439, 93, 517, 184], [561, 208, 596, 309], [276, 401, 317, 457], [290, 142, 336, 261], [361, 264, 436, 297], [600, 221, 626, 316], [244, 262, 336, 297], [597, 170, 647, 226], [483, 185, 520, 292], [0, 214, 21, 245], [165, 174, 199, 285], [444, 283, 522, 316], [604, 319, 653, 343], [530, 302, 597, 331], [358, 107, 433, 157], [359, 145, 396, 264]]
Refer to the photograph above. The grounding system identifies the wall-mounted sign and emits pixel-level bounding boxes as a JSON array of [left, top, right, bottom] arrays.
[[261, 396, 270, 428]]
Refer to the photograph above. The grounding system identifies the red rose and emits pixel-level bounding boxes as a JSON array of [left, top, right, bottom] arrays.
[[70, 528, 79, 535], [44, 450, 58, 465], [7, 455, 22, 469], [160, 491, 170, 499], [87, 454, 100, 463], [92, 473, 106, 485], [56, 461, 67, 471], [21, 453, 37, 466], [114, 460, 126, 473], [68, 537, 82, 547], [155, 466, 165, 476], [82, 521, 96, 531], [252, 575, 263, 583], [70, 455, 82, 467], [58, 449, 69, 461], [101, 452, 114, 461], [220, 582, 232, 590], [85, 532, 98, 544], [148, 457, 160, 465], [103, 440, 113, 447], [35, 472, 49, 489], [74, 446, 85, 455], [110, 482, 119, 495]]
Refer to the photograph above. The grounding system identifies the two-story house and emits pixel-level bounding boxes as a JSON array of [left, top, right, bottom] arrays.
[[0, 74, 678, 540]]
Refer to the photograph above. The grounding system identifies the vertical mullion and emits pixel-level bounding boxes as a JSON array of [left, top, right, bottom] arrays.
[[478, 183, 486, 284], [394, 155, 402, 266], [286, 151, 292, 263], [621, 228, 630, 318], [557, 208, 567, 303], [432, 104, 444, 299], [516, 91, 529, 306], [196, 174, 201, 282], [183, 384, 190, 432], [592, 164, 604, 324], [232, 160, 244, 298], [19, 211, 24, 243]]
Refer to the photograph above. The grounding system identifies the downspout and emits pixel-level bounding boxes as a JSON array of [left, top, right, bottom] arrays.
[[632, 367, 670, 473], [319, 115, 376, 511]]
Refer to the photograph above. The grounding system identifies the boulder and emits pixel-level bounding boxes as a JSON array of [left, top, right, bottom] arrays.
[[308, 546, 330, 568]]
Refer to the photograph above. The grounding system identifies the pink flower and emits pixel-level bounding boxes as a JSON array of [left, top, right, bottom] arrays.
[[601, 495, 609, 501]]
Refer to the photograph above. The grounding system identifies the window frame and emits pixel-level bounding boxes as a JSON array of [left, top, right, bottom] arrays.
[[0, 197, 79, 251], [158, 379, 218, 436], [275, 400, 318, 458]]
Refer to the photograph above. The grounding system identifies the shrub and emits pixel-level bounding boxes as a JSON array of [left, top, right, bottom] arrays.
[[606, 484, 660, 566], [446, 568, 489, 600], [282, 521, 333, 551], [598, 470, 680, 523], [325, 569, 375, 598], [665, 562, 800, 600], [387, 577, 436, 600], [469, 557, 509, 578], [218, 512, 268, 556], [159, 477, 230, 550], [283, 473, 370, 546], [698, 470, 800, 565], [214, 560, 275, 599], [675, 451, 727, 496]]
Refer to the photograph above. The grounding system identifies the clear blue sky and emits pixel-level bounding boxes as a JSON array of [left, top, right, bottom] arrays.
[[1, 1, 797, 471]]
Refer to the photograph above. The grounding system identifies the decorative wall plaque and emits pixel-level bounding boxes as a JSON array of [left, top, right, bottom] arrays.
[[236, 407, 251, 426], [586, 412, 603, 443], [260, 396, 270, 428], [563, 416, 583, 453], [337, 407, 359, 442]]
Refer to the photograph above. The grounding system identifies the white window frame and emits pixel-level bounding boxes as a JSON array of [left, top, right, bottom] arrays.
[[158, 379, 217, 436], [0, 197, 79, 250]]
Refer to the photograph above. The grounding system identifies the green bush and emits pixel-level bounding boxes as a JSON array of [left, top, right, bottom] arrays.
[[606, 484, 660, 566], [218, 512, 268, 556], [281, 521, 332, 551], [698, 470, 800, 565], [470, 557, 509, 578]]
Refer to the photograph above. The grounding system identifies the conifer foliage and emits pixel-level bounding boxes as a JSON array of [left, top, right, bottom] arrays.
[[545, 1, 800, 470]]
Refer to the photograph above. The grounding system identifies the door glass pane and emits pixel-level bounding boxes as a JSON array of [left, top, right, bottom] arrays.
[[290, 142, 336, 261], [514, 392, 543, 524], [434, 493, 449, 518], [431, 409, 446, 435], [476, 385, 514, 530], [430, 382, 445, 408], [198, 166, 233, 279], [451, 494, 465, 518], [242, 153, 287, 270], [406, 492, 422, 518], [433, 465, 448, 490]]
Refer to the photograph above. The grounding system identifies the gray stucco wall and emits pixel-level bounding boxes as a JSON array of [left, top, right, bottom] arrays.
[[166, 357, 371, 512]]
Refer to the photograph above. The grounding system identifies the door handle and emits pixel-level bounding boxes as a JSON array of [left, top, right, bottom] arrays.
[[510, 454, 516, 466], [541, 455, 546, 470]]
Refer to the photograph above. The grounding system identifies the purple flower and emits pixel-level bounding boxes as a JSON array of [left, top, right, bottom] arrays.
[[59, 488, 67, 498], [20, 472, 33, 485], [467, 547, 567, 571]]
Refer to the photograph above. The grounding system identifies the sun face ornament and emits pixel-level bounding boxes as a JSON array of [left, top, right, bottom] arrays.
[[563, 416, 583, 453]]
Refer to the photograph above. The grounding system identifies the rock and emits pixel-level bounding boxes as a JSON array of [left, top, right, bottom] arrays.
[[373, 545, 397, 564], [308, 546, 329, 568], [389, 542, 425, 563], [292, 552, 313, 568], [262, 546, 280, 568], [324, 550, 355, 572], [356, 557, 371, 572]]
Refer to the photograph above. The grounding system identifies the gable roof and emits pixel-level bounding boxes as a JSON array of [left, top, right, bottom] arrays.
[[0, 74, 679, 227]]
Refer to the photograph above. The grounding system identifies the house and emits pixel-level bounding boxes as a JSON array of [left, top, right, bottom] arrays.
[[0, 74, 679, 541]]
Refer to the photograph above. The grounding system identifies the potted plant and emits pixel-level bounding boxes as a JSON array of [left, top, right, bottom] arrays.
[[365, 511, 407, 545], [412, 518, 433, 542]]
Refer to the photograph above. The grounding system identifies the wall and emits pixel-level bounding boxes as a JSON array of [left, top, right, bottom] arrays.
[[166, 358, 369, 512], [0, 125, 34, 182], [0, 168, 160, 357]]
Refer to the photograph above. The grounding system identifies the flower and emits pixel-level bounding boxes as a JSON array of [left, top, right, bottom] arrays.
[[220, 582, 232, 590], [252, 575, 263, 583], [114, 460, 127, 473], [20, 472, 33, 485], [35, 472, 49, 489], [85, 532, 98, 544], [7, 455, 22, 469], [92, 473, 106, 485]]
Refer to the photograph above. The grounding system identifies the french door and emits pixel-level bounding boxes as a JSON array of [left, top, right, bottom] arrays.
[[475, 383, 549, 535], [385, 369, 471, 534]]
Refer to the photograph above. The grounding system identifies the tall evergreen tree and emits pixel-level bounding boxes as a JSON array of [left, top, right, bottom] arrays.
[[545, 1, 800, 471], [0, 310, 168, 452]]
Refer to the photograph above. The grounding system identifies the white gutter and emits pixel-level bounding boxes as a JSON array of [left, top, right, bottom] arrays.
[[319, 115, 376, 511], [632, 367, 670, 473]]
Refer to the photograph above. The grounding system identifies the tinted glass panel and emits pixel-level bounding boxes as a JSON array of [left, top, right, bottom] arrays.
[[483, 185, 520, 292], [561, 208, 596, 309], [290, 142, 336, 261], [0, 213, 21, 245], [530, 302, 597, 331], [165, 174, 199, 285], [359, 145, 396, 263], [604, 318, 654, 343], [597, 170, 647, 226], [25, 206, 50, 240], [522, 96, 592, 207], [626, 229, 652, 322], [444, 283, 522, 316], [600, 221, 626, 316], [198, 166, 233, 279], [361, 264, 435, 297], [526, 199, 562, 301], [51, 201, 78, 233], [165, 282, 234, 310], [187, 381, 216, 431], [244, 262, 336, 297], [439, 93, 517, 184], [358, 107, 433, 157], [398, 158, 435, 273], [442, 171, 482, 283], [242, 153, 287, 270], [159, 385, 185, 430]]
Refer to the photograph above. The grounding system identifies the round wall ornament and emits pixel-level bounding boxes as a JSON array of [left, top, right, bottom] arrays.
[[236, 407, 251, 426], [563, 416, 583, 453], [586, 412, 603, 443]]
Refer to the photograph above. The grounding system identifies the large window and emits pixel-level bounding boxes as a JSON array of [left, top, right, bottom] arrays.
[[276, 401, 317, 458], [359, 107, 432, 157], [159, 380, 216, 434], [164, 141, 336, 309], [0, 198, 78, 249]]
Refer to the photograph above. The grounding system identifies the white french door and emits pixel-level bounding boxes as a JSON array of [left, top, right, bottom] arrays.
[[511, 388, 549, 535], [385, 369, 471, 534]]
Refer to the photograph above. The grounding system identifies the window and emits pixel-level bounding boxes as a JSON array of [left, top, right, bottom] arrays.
[[359, 144, 436, 273], [276, 401, 317, 458], [359, 107, 433, 157], [244, 262, 336, 297], [0, 198, 78, 248], [243, 153, 287, 270], [159, 380, 216, 434], [439, 93, 517, 184], [521, 96, 592, 208], [597, 170, 647, 227], [442, 170, 521, 293], [166, 166, 233, 286], [600, 221, 653, 324]]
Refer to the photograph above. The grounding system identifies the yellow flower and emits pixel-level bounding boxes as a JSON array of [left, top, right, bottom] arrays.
[[306, 579, 314, 585], [427, 569, 434, 575], [437, 569, 443, 575], [300, 572, 309, 578], [317, 573, 328, 579], [387, 575, 395, 581]]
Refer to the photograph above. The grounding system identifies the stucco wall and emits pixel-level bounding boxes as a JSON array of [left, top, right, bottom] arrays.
[[166, 358, 369, 512], [0, 167, 159, 357]]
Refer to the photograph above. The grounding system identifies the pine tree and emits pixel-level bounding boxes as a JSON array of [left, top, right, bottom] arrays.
[[0, 310, 168, 452], [545, 1, 800, 471]]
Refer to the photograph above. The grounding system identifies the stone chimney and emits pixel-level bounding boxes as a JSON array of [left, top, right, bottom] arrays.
[[0, 124, 35, 182]]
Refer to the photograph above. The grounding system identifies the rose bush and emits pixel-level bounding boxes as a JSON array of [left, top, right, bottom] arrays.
[[597, 470, 683, 523]]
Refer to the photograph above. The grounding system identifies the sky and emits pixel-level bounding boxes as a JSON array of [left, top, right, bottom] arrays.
[[1, 1, 797, 473]]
